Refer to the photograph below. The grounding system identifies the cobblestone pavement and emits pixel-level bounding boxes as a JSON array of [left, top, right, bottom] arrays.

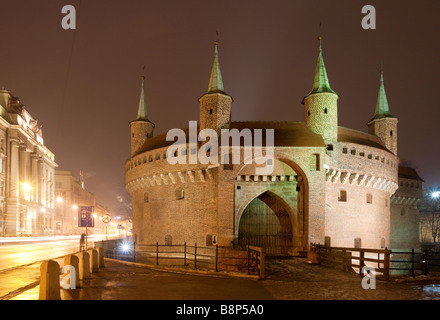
[[262, 258, 440, 300]]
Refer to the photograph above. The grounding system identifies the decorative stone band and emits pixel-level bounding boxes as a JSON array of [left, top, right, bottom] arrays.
[[126, 168, 214, 193], [235, 175, 298, 182], [325, 167, 398, 193], [390, 195, 421, 206]]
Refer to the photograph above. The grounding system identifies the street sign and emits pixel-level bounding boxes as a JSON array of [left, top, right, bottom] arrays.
[[78, 206, 94, 228], [102, 214, 112, 224]]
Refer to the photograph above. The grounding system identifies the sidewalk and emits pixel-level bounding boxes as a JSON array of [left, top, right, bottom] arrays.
[[10, 257, 440, 300], [13, 258, 274, 300]]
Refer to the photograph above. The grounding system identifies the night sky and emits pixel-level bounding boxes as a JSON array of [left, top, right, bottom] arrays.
[[0, 0, 438, 215]]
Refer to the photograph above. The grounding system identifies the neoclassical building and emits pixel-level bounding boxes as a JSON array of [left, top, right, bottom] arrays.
[[125, 38, 421, 255], [0, 89, 58, 236]]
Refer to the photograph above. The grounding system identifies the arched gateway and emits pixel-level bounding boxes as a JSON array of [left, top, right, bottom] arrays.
[[234, 157, 307, 256]]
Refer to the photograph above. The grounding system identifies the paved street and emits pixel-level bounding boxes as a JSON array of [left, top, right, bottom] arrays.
[[5, 256, 440, 302]]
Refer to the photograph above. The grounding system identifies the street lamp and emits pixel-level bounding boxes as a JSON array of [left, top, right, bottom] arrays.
[[432, 191, 440, 199]]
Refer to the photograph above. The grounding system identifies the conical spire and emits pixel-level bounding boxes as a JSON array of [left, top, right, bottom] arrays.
[[207, 41, 225, 94], [136, 76, 148, 121], [372, 71, 394, 120], [307, 36, 336, 96]]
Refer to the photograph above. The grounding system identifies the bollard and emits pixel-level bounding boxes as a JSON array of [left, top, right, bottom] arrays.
[[76, 251, 90, 280], [96, 247, 105, 268], [88, 249, 99, 273], [64, 254, 80, 288], [39, 260, 61, 300]]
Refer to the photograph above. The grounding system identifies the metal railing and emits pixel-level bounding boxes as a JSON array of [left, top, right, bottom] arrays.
[[95, 239, 265, 279]]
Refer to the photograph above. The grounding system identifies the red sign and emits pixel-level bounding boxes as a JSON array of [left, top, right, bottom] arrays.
[[101, 214, 112, 224]]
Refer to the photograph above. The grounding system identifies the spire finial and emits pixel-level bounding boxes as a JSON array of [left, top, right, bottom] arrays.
[[207, 37, 225, 94], [372, 67, 394, 120], [136, 71, 148, 121], [305, 36, 336, 97]]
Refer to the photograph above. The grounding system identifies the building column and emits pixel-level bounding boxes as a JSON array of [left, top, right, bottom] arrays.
[[5, 138, 20, 235]]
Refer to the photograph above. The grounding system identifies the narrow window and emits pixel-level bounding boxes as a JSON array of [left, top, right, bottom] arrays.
[[310, 154, 320, 171], [324, 108, 328, 114], [351, 149, 356, 155], [176, 188, 185, 200], [209, 109, 213, 115], [401, 208, 405, 216], [342, 148, 348, 154], [223, 153, 233, 170], [327, 144, 334, 151], [143, 192, 149, 203], [354, 238, 362, 249], [366, 193, 373, 204], [338, 190, 347, 202], [390, 130, 393, 136]]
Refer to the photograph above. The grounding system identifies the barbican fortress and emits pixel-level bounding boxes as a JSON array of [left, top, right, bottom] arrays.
[[125, 38, 423, 256]]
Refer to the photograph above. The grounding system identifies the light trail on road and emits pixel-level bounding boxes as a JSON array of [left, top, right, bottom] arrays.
[[0, 234, 120, 271]]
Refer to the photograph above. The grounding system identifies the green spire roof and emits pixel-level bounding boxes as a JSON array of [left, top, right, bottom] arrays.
[[207, 41, 225, 94], [306, 36, 336, 96], [136, 76, 148, 121], [372, 71, 394, 120]]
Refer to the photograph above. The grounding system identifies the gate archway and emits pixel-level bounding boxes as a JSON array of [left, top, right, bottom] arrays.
[[238, 191, 294, 256]]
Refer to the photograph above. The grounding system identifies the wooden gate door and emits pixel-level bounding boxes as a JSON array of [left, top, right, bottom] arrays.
[[238, 192, 293, 256]]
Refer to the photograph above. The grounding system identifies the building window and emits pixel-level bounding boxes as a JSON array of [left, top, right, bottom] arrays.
[[310, 154, 320, 171], [338, 190, 347, 202], [143, 192, 149, 203], [401, 208, 405, 216], [327, 144, 334, 151], [368, 154, 372, 159], [366, 193, 373, 204], [390, 130, 393, 136], [176, 188, 185, 200], [223, 154, 233, 170], [342, 148, 348, 154], [324, 236, 331, 247], [324, 108, 328, 114], [350, 149, 356, 155]]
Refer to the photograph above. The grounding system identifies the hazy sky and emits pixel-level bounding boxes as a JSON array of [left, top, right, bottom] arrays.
[[0, 0, 438, 213]]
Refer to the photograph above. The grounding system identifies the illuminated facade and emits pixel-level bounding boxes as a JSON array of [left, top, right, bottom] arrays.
[[126, 39, 422, 255], [0, 89, 58, 236]]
